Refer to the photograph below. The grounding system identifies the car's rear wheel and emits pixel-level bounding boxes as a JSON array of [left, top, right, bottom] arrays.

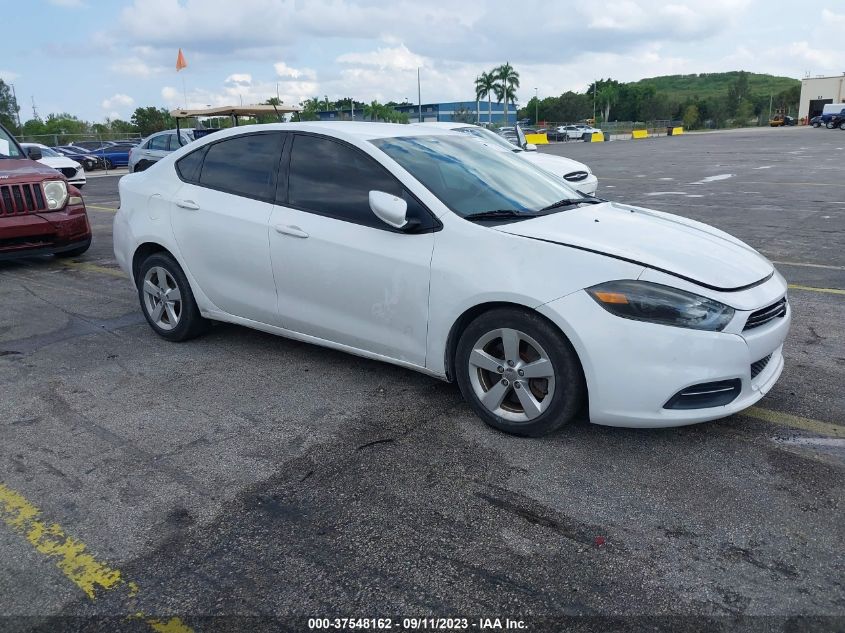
[[455, 308, 584, 437], [826, 121, 835, 129], [137, 253, 208, 342], [812, 122, 820, 128]]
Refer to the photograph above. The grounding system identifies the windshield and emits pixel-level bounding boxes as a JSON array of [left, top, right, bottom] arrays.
[[0, 127, 23, 158], [454, 126, 521, 152], [372, 134, 580, 217]]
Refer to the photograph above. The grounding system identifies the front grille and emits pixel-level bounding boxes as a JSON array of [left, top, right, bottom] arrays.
[[564, 170, 589, 182], [0, 183, 48, 216], [59, 167, 77, 178], [744, 297, 787, 331], [750, 354, 772, 379]]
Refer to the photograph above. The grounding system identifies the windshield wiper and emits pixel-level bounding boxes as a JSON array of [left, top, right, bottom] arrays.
[[463, 210, 544, 222], [539, 197, 605, 212]]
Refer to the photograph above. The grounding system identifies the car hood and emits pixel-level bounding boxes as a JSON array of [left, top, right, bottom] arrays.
[[38, 157, 80, 170], [520, 152, 590, 177], [494, 202, 774, 291], [0, 158, 65, 182]]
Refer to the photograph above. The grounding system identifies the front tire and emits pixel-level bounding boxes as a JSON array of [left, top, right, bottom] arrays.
[[137, 252, 208, 342], [455, 308, 585, 437]]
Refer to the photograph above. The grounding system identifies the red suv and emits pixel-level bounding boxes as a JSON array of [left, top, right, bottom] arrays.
[[1, 122, 91, 260]]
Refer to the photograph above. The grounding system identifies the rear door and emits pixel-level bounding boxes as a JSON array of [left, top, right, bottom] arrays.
[[170, 131, 285, 325]]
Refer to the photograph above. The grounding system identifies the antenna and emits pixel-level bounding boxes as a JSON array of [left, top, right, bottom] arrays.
[[31, 96, 39, 120]]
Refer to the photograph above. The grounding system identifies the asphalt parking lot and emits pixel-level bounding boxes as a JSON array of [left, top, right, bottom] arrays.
[[1, 126, 843, 632]]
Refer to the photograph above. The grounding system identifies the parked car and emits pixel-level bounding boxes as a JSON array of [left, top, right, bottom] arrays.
[[810, 116, 823, 128], [0, 122, 91, 260], [88, 143, 135, 169], [129, 130, 194, 173], [21, 143, 86, 188], [69, 140, 116, 151], [821, 104, 845, 127], [53, 146, 101, 171], [829, 113, 845, 130], [556, 124, 602, 141], [115, 122, 790, 436], [418, 122, 598, 195]]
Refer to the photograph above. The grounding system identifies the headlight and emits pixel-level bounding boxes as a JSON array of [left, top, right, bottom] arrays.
[[42, 180, 68, 210], [586, 280, 734, 331]]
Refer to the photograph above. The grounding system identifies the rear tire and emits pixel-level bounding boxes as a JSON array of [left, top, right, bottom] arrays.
[[455, 308, 585, 437], [137, 252, 209, 342]]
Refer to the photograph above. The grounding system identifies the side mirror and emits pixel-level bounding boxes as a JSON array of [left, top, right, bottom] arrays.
[[523, 143, 537, 152], [27, 147, 43, 161], [369, 190, 408, 229]]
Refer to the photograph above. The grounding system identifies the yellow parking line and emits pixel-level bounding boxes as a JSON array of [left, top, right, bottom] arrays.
[[87, 205, 118, 212], [60, 261, 126, 278], [787, 284, 845, 296], [773, 260, 845, 271], [743, 407, 845, 438], [0, 483, 194, 632]]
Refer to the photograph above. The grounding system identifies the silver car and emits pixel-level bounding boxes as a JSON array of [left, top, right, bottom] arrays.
[[128, 130, 193, 173]]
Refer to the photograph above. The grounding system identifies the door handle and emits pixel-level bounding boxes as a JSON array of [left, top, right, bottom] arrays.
[[274, 224, 309, 238], [175, 199, 200, 210]]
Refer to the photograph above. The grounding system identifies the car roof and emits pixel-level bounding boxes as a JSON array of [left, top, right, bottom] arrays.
[[191, 121, 459, 144], [415, 122, 473, 130]]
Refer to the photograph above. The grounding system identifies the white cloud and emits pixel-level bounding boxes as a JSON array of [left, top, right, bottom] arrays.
[[336, 45, 425, 72], [274, 62, 316, 80], [101, 93, 135, 110], [109, 58, 166, 78], [225, 73, 253, 86]]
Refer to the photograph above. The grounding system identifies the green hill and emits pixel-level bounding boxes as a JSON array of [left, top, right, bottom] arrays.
[[630, 72, 800, 102]]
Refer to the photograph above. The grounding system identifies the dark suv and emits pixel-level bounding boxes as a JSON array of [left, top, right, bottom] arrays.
[[0, 122, 92, 260]]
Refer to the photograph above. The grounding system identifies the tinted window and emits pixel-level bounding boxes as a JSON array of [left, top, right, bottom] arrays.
[[148, 135, 168, 151], [199, 133, 283, 200], [176, 146, 206, 183], [288, 134, 433, 230]]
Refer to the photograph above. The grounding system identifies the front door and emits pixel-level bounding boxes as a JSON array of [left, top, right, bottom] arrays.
[[268, 133, 438, 367]]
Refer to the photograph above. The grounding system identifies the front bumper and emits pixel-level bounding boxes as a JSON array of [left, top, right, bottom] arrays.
[[0, 204, 92, 260], [538, 279, 790, 428], [568, 173, 598, 196]]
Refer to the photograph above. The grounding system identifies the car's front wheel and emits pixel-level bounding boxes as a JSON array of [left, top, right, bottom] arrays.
[[137, 252, 208, 341], [455, 308, 584, 437]]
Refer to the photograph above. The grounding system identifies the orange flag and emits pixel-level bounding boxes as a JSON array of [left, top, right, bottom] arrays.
[[176, 48, 188, 72]]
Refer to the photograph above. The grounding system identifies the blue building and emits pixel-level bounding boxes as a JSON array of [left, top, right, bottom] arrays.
[[316, 100, 518, 125]]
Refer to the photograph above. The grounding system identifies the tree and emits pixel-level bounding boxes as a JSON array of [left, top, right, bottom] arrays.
[[494, 62, 520, 124], [474, 71, 497, 124], [727, 71, 750, 116], [130, 107, 174, 136], [0, 79, 19, 132], [296, 97, 322, 121], [682, 104, 700, 130]]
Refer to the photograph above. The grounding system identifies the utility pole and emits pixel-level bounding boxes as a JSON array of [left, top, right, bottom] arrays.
[[768, 93, 773, 121], [31, 96, 39, 121], [592, 81, 596, 123], [417, 67, 422, 123], [10, 84, 21, 133], [534, 87, 538, 125]]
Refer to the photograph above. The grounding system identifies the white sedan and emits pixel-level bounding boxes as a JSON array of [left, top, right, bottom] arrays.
[[21, 143, 86, 188], [114, 122, 790, 436], [419, 122, 598, 195], [557, 124, 601, 141]]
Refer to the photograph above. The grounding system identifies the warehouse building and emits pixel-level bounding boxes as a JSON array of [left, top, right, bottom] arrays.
[[317, 101, 518, 125], [799, 74, 845, 120]]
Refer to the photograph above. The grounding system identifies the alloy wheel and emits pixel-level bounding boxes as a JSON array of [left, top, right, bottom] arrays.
[[467, 327, 556, 423], [142, 266, 182, 331]]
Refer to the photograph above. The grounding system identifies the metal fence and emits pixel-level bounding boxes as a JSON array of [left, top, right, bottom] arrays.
[[17, 132, 143, 148]]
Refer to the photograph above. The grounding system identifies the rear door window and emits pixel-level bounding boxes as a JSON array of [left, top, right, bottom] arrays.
[[149, 135, 169, 151], [198, 133, 284, 201]]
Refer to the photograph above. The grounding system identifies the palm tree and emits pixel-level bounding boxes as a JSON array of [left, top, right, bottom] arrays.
[[364, 100, 383, 122], [474, 71, 496, 124], [495, 62, 520, 125]]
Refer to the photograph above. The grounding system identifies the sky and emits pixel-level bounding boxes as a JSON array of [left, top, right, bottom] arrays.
[[3, 0, 845, 123]]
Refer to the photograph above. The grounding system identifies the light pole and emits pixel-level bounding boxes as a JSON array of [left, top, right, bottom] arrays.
[[534, 87, 538, 125]]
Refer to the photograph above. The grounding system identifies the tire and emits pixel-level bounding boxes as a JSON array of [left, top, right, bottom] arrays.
[[826, 122, 835, 129], [455, 307, 585, 437], [137, 252, 209, 342], [839, 122, 845, 131], [812, 122, 820, 128]]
